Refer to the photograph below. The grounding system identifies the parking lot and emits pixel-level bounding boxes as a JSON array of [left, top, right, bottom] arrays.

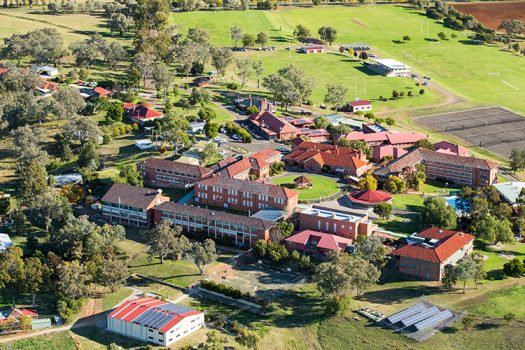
[[417, 107, 525, 158]]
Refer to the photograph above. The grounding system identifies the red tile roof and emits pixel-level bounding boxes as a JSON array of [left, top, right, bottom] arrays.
[[347, 189, 392, 205], [305, 152, 368, 171], [348, 100, 371, 106], [0, 68, 8, 74], [286, 230, 352, 252], [5, 308, 38, 319], [249, 148, 280, 168], [125, 104, 163, 120], [434, 141, 470, 156], [392, 228, 474, 263], [250, 111, 296, 135], [339, 131, 425, 145], [94, 86, 111, 96], [225, 158, 251, 177]]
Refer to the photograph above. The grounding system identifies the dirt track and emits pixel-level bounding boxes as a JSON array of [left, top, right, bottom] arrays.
[[451, 1, 525, 31]]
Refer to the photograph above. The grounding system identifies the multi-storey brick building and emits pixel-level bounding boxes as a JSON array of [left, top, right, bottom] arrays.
[[218, 149, 282, 181], [297, 206, 376, 240], [391, 228, 474, 281], [374, 148, 498, 187], [101, 183, 170, 227], [153, 202, 277, 247], [137, 158, 212, 189], [194, 176, 298, 213]]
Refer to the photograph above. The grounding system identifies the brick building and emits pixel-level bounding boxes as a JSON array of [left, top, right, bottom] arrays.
[[137, 158, 212, 189], [297, 206, 376, 240], [391, 228, 475, 281], [285, 140, 371, 177], [219, 149, 282, 180], [153, 202, 277, 247], [101, 183, 170, 227], [194, 176, 298, 213], [374, 148, 498, 187]]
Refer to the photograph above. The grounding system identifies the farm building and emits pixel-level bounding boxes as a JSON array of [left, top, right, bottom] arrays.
[[31, 65, 58, 77], [107, 297, 204, 347], [347, 100, 372, 112], [370, 58, 410, 77], [299, 45, 324, 54]]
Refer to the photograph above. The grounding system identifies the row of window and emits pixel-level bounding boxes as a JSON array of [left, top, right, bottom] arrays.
[[154, 167, 198, 179], [103, 202, 146, 212]]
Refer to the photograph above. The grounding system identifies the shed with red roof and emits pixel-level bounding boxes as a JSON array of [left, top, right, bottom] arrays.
[[107, 297, 204, 346], [347, 100, 372, 112]]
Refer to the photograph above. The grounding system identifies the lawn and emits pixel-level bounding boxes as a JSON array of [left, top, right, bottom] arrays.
[[271, 174, 340, 201], [100, 287, 133, 311], [391, 193, 424, 211], [3, 331, 78, 350], [172, 5, 525, 116]]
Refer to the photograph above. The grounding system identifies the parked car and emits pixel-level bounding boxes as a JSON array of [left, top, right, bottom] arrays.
[[369, 53, 377, 58], [52, 315, 64, 325], [278, 147, 290, 154]]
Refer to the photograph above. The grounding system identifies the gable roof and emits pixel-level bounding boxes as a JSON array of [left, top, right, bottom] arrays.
[[125, 104, 162, 120], [139, 157, 212, 177], [225, 158, 252, 177], [94, 86, 111, 96], [375, 148, 498, 177], [286, 230, 352, 251], [392, 228, 474, 263], [304, 152, 368, 171], [250, 111, 296, 135], [434, 141, 470, 156], [155, 201, 277, 231], [348, 100, 371, 106], [108, 297, 202, 332], [101, 183, 164, 208], [340, 131, 426, 145], [197, 176, 298, 200]]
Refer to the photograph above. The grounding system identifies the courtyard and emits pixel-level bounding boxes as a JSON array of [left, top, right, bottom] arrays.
[[271, 174, 341, 201]]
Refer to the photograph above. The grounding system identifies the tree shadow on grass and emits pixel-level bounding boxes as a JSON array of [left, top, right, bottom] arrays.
[[356, 285, 442, 306], [475, 321, 500, 330], [353, 65, 383, 77]]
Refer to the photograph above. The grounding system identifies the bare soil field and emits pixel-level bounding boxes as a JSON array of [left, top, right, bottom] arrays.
[[417, 107, 525, 158], [451, 1, 525, 30]]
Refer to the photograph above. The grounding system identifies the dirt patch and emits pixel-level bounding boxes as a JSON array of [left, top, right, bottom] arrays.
[[352, 19, 367, 28], [451, 1, 525, 31]]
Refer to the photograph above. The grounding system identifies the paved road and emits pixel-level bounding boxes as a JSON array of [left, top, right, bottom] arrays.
[[0, 287, 143, 344]]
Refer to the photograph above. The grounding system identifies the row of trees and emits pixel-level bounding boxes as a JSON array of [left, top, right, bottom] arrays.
[[230, 26, 268, 48], [293, 24, 337, 45], [142, 221, 217, 274]]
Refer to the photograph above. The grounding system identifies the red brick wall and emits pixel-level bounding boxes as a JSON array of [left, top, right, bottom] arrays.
[[298, 212, 365, 240], [396, 256, 442, 281]]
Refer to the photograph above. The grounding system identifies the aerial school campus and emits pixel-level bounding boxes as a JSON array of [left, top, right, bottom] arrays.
[[0, 0, 525, 349]]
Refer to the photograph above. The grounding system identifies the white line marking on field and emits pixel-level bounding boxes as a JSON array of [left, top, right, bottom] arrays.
[[502, 80, 520, 90]]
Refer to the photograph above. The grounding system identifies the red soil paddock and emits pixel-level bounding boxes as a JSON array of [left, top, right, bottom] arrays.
[[450, 1, 525, 31]]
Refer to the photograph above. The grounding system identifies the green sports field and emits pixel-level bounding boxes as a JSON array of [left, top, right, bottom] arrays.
[[172, 5, 525, 115]]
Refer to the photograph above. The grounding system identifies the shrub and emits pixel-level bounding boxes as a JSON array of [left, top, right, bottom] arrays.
[[102, 134, 112, 144]]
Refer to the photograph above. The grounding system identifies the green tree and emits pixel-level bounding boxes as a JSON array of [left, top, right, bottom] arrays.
[[242, 33, 256, 47], [204, 121, 219, 139], [357, 236, 387, 268], [190, 239, 217, 275], [18, 159, 48, 204], [230, 26, 243, 48], [414, 139, 435, 150], [198, 106, 217, 122], [252, 59, 264, 89], [97, 256, 129, 292], [441, 264, 458, 290], [105, 103, 124, 123], [78, 142, 99, 170], [373, 202, 392, 220], [199, 142, 219, 165], [152, 62, 173, 102], [142, 221, 181, 264], [255, 32, 268, 48], [236, 328, 260, 350], [24, 257, 48, 307], [471, 252, 486, 289], [318, 26, 337, 45], [210, 47, 233, 77], [358, 173, 378, 190], [503, 258, 525, 277], [498, 19, 525, 41], [204, 330, 227, 350], [314, 116, 330, 130], [0, 247, 25, 306], [384, 175, 406, 194], [293, 24, 311, 41], [421, 196, 457, 229], [118, 164, 143, 186], [235, 59, 253, 89], [56, 260, 89, 300], [324, 84, 348, 111]]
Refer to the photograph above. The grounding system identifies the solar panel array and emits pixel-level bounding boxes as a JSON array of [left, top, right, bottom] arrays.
[[386, 303, 425, 324], [131, 303, 194, 330], [400, 307, 439, 327], [414, 310, 453, 331]]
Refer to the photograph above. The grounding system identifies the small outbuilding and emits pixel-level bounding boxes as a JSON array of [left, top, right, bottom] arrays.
[[348, 100, 372, 112], [294, 175, 312, 189], [299, 45, 324, 54], [135, 139, 157, 150], [0, 233, 13, 251], [31, 65, 58, 77], [347, 189, 392, 207]]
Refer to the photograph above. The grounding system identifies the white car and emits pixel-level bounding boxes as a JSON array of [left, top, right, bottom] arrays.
[[232, 134, 241, 140]]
